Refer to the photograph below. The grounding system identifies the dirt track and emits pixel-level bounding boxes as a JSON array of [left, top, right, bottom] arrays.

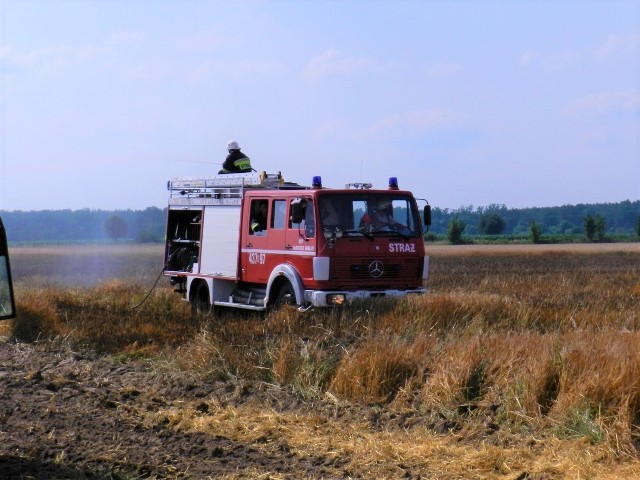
[[426, 241, 640, 255], [0, 341, 350, 479]]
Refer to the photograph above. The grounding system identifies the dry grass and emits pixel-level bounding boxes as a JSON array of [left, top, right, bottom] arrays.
[[148, 399, 640, 479], [6, 242, 640, 476], [12, 280, 196, 353], [330, 333, 418, 402]]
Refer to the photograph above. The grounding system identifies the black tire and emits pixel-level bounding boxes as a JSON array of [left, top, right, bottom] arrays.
[[274, 282, 296, 308], [191, 282, 211, 314]]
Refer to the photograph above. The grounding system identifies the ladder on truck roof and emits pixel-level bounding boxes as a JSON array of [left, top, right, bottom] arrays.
[[167, 171, 305, 206]]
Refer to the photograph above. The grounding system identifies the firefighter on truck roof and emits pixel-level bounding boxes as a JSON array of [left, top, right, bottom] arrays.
[[219, 140, 255, 174]]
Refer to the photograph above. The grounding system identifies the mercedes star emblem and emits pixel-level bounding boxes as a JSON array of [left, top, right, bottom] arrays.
[[368, 260, 384, 278]]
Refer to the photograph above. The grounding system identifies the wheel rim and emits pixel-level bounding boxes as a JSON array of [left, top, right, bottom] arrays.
[[192, 283, 210, 313], [276, 283, 295, 307]]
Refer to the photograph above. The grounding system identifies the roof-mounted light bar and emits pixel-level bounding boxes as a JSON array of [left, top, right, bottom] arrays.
[[345, 182, 372, 189]]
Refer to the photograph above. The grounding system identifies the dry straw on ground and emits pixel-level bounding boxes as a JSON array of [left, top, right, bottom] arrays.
[[6, 242, 640, 477]]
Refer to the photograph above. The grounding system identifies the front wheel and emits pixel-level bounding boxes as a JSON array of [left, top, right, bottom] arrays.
[[191, 282, 211, 314], [274, 282, 296, 308]]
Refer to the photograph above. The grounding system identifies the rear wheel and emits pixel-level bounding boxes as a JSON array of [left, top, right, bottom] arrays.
[[191, 282, 211, 314], [274, 282, 296, 308]]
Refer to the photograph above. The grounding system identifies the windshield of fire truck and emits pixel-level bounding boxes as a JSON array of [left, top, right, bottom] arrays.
[[318, 193, 421, 237]]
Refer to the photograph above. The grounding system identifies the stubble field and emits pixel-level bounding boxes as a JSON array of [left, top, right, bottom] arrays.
[[1, 242, 640, 479]]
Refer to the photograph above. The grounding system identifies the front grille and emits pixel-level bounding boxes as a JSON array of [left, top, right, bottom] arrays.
[[331, 257, 420, 282], [350, 262, 401, 279]]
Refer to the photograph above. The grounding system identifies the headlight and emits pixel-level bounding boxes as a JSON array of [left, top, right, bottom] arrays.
[[326, 294, 346, 305]]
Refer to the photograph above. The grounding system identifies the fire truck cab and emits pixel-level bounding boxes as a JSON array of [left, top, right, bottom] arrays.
[[0, 217, 16, 320], [163, 172, 430, 312]]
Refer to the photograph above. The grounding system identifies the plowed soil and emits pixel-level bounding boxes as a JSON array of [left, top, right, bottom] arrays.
[[0, 341, 353, 479]]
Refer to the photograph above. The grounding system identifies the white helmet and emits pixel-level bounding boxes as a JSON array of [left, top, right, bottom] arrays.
[[227, 140, 240, 150]]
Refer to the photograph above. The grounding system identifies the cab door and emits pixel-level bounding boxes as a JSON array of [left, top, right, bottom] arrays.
[[285, 197, 316, 283], [240, 197, 270, 284], [267, 198, 288, 271], [0, 218, 16, 320]]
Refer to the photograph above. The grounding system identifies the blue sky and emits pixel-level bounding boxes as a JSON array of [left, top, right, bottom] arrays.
[[0, 0, 638, 211]]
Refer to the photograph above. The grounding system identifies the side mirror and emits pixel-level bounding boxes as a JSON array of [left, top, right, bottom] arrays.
[[423, 204, 432, 227], [290, 198, 306, 224], [0, 218, 16, 320]]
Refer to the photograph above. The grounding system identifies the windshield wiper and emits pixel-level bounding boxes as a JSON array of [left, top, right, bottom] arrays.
[[341, 229, 374, 241], [389, 230, 412, 241], [370, 225, 413, 240]]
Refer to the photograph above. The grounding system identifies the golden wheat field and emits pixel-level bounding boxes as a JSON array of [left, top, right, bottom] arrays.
[[4, 242, 640, 479]]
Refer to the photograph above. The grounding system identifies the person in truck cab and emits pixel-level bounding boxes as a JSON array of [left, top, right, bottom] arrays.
[[250, 200, 268, 235], [219, 140, 254, 174], [359, 199, 403, 232]]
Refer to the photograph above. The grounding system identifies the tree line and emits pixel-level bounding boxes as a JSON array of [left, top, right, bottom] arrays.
[[0, 199, 638, 244], [0, 207, 166, 243], [429, 200, 640, 240]]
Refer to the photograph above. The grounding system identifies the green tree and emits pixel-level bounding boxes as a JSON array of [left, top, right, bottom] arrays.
[[447, 217, 466, 244], [636, 215, 640, 238], [594, 214, 606, 241], [530, 221, 542, 244], [478, 212, 505, 235], [584, 215, 596, 242], [104, 215, 128, 243]]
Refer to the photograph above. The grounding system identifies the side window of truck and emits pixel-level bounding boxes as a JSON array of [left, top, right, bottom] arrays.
[[271, 200, 286, 229], [249, 199, 269, 235], [305, 201, 315, 238], [289, 198, 315, 238]]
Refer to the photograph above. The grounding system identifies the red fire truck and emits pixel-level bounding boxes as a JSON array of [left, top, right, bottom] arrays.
[[163, 172, 431, 312]]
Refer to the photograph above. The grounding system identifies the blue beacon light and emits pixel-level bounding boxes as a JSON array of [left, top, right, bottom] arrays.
[[388, 177, 399, 190], [312, 176, 322, 188]]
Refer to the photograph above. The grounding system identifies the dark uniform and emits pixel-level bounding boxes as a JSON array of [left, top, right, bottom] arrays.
[[250, 201, 268, 234], [220, 149, 253, 174]]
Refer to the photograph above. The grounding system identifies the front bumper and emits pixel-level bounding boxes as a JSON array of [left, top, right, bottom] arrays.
[[304, 287, 426, 307]]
